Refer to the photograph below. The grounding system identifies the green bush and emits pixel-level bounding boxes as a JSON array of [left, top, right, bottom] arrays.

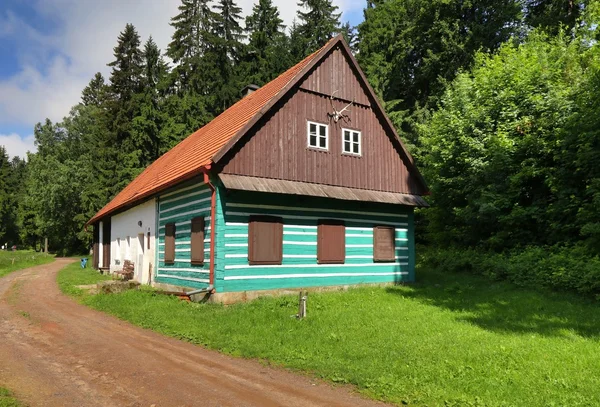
[[421, 245, 600, 298]]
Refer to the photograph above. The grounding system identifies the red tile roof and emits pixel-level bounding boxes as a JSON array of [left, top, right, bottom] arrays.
[[88, 40, 332, 224]]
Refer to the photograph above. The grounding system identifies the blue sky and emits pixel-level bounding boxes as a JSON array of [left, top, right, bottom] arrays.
[[0, 0, 365, 159]]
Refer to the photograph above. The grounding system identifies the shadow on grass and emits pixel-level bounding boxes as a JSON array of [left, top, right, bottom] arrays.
[[387, 266, 600, 339]]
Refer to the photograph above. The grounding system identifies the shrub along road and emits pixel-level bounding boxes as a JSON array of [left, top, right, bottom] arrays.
[[0, 260, 385, 407]]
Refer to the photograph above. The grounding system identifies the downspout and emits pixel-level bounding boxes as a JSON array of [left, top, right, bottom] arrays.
[[203, 165, 217, 292]]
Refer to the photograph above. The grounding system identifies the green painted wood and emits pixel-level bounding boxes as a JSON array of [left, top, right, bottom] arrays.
[[159, 186, 210, 207], [213, 187, 417, 293], [213, 178, 227, 292], [407, 209, 416, 282], [223, 272, 408, 292], [155, 181, 212, 289]]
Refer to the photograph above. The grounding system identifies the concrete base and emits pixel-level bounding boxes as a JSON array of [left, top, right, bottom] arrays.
[[151, 281, 400, 305], [207, 282, 397, 305]]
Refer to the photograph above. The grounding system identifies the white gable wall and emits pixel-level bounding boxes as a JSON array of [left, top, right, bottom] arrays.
[[110, 199, 156, 284]]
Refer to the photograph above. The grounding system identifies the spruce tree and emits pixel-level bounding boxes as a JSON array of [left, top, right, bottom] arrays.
[[82, 73, 109, 107], [244, 0, 290, 85], [133, 37, 170, 166], [107, 23, 144, 194], [213, 0, 245, 112], [296, 0, 341, 55], [167, 0, 216, 95], [108, 24, 143, 103]]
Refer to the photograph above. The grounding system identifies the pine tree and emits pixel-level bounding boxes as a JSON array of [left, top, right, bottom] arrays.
[[243, 0, 290, 85], [108, 24, 143, 104], [167, 0, 216, 95], [0, 147, 11, 244], [81, 73, 109, 107], [296, 0, 341, 55], [107, 24, 145, 193], [213, 0, 245, 112], [288, 19, 307, 63], [339, 22, 357, 52], [133, 37, 170, 166]]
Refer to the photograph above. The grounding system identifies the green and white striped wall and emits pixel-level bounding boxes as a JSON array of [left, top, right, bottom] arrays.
[[214, 188, 415, 293], [155, 182, 212, 289]]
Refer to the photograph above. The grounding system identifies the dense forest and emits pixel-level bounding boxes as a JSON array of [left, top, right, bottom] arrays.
[[1, 0, 598, 294]]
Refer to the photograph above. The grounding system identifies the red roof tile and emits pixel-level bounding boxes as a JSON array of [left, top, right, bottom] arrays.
[[88, 40, 332, 224]]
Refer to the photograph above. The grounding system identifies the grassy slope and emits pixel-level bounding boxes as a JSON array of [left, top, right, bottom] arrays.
[[0, 388, 21, 407], [57, 259, 111, 298], [0, 250, 54, 278], [58, 262, 600, 406]]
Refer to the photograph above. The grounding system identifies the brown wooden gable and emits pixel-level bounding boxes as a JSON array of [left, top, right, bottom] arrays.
[[217, 38, 428, 197], [299, 46, 371, 107]]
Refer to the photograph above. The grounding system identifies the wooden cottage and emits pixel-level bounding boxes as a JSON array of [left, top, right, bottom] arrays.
[[88, 35, 429, 301]]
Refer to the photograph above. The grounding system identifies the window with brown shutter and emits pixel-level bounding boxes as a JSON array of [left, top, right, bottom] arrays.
[[373, 226, 395, 262], [191, 217, 205, 265], [248, 216, 283, 265], [317, 220, 345, 264], [164, 223, 175, 264]]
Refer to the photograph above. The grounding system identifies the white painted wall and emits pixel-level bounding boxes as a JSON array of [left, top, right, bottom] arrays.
[[109, 199, 156, 284], [98, 221, 104, 268]]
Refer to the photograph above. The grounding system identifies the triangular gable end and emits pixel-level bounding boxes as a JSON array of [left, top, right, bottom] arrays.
[[299, 45, 371, 107], [216, 37, 428, 197]]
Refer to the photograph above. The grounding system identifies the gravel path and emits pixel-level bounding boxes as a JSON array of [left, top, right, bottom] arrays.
[[0, 259, 387, 407]]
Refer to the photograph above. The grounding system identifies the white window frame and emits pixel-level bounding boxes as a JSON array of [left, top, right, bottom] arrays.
[[307, 121, 329, 151], [342, 128, 362, 156]]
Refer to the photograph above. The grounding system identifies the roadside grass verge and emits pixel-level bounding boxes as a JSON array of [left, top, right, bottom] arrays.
[[0, 387, 22, 407], [58, 263, 600, 406], [0, 250, 54, 278], [57, 258, 111, 298]]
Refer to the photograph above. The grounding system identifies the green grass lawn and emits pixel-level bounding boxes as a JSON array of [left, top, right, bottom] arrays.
[[0, 388, 22, 407], [0, 250, 54, 278], [58, 262, 600, 406], [57, 258, 111, 298]]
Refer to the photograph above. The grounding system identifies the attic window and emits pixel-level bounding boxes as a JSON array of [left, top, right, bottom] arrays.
[[307, 121, 328, 150], [342, 129, 361, 156]]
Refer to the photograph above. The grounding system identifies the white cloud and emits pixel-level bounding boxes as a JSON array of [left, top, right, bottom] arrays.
[[0, 0, 365, 132], [0, 133, 36, 160]]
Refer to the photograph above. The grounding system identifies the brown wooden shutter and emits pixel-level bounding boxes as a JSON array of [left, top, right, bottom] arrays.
[[191, 217, 205, 265], [164, 223, 175, 264], [248, 216, 283, 265], [373, 226, 395, 262], [102, 219, 111, 268], [317, 221, 345, 264]]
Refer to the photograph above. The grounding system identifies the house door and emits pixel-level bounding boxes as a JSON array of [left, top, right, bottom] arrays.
[[137, 234, 144, 283], [102, 219, 111, 269]]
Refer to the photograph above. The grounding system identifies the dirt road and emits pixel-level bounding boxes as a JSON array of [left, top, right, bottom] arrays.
[[0, 259, 387, 407]]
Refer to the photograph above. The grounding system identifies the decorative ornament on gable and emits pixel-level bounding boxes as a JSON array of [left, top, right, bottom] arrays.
[[328, 90, 354, 123]]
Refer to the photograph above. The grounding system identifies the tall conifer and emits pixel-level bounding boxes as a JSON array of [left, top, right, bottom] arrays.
[[296, 0, 341, 55]]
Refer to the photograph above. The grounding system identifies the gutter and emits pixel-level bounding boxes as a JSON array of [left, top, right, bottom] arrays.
[[203, 165, 217, 289]]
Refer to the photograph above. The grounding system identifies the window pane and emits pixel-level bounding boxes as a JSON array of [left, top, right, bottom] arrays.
[[319, 136, 326, 148], [310, 123, 316, 134], [319, 125, 326, 137], [353, 143, 359, 154], [310, 135, 317, 146], [344, 141, 351, 152], [344, 130, 350, 141], [353, 132, 359, 143]]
